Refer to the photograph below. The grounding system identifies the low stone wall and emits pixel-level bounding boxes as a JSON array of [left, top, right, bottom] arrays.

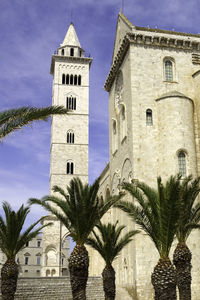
[[0, 276, 104, 300]]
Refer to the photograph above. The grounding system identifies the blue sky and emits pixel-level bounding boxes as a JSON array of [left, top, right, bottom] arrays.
[[0, 0, 200, 225]]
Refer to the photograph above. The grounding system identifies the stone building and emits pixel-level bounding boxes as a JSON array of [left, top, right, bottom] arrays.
[[0, 234, 70, 277], [36, 11, 200, 299], [41, 22, 92, 277], [87, 12, 200, 300]]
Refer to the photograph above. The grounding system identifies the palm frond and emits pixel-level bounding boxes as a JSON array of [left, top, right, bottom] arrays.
[[0, 106, 68, 139], [117, 175, 181, 258], [29, 177, 122, 246], [0, 202, 52, 259], [86, 221, 139, 265]]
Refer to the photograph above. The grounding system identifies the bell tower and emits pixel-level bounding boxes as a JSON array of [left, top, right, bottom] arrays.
[[41, 23, 92, 277]]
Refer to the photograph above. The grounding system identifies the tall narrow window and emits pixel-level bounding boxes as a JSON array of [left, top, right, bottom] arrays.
[[67, 130, 74, 144], [146, 109, 153, 125], [165, 60, 173, 81], [70, 74, 74, 85], [25, 257, 29, 265], [66, 97, 76, 110], [67, 162, 74, 174], [70, 48, 74, 56], [37, 256, 41, 265], [62, 74, 65, 84], [66, 74, 69, 84], [74, 75, 78, 85], [61, 49, 64, 56], [178, 151, 186, 176], [78, 75, 81, 85]]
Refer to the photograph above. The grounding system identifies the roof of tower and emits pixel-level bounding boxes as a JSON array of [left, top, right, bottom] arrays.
[[61, 23, 81, 47], [156, 91, 193, 102]]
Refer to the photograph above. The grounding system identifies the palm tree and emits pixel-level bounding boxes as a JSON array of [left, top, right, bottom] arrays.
[[115, 176, 182, 300], [0, 201, 51, 300], [86, 221, 139, 300], [173, 175, 200, 300], [0, 106, 68, 139], [29, 177, 122, 300]]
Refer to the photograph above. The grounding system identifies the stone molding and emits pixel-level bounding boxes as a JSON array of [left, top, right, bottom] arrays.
[[104, 32, 200, 92]]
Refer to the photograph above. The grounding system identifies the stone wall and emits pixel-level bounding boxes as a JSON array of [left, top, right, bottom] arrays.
[[0, 277, 104, 300]]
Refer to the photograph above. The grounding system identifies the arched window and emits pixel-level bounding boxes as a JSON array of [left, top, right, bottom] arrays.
[[70, 74, 74, 85], [67, 130, 74, 144], [70, 48, 74, 57], [178, 151, 186, 176], [61, 49, 64, 56], [62, 74, 65, 84], [78, 75, 81, 85], [79, 50, 82, 57], [66, 97, 76, 110], [67, 161, 74, 174], [146, 109, 153, 125], [165, 60, 173, 81], [74, 75, 78, 85], [66, 74, 69, 85]]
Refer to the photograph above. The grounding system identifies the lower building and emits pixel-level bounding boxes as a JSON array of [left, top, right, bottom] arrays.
[[0, 234, 70, 277]]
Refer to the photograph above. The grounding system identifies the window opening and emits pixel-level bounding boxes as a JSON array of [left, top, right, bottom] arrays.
[[66, 74, 69, 85], [178, 151, 186, 176], [70, 74, 73, 85], [165, 60, 173, 81], [78, 75, 81, 85], [62, 74, 65, 84], [25, 257, 29, 265], [37, 256, 41, 265], [70, 48, 74, 56], [74, 75, 78, 85], [66, 97, 76, 110], [67, 131, 74, 144], [61, 49, 64, 56], [67, 162, 74, 174], [37, 241, 41, 247], [146, 109, 153, 125]]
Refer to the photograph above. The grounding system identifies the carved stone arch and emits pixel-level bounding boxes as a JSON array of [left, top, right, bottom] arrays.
[[45, 245, 57, 267], [121, 158, 132, 183]]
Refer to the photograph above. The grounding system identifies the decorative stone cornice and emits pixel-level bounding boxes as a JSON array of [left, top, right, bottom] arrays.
[[104, 32, 200, 92], [50, 55, 93, 74]]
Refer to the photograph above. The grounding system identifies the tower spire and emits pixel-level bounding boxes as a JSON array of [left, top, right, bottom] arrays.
[[61, 23, 81, 48]]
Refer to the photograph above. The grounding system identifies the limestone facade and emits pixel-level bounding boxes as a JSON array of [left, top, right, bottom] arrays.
[[0, 235, 70, 278], [41, 23, 92, 276], [89, 13, 200, 300]]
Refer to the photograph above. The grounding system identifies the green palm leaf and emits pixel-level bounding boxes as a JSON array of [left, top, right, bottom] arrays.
[[0, 202, 52, 259], [0, 106, 68, 139], [86, 221, 139, 265], [29, 177, 122, 245], [116, 175, 181, 259]]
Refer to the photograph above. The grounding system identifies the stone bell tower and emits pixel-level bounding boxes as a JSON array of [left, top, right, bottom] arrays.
[[41, 23, 92, 277]]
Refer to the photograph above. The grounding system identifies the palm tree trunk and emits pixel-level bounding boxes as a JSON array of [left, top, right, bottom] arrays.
[[102, 264, 116, 300], [1, 258, 18, 300], [173, 243, 191, 300], [68, 244, 89, 300], [151, 258, 177, 300]]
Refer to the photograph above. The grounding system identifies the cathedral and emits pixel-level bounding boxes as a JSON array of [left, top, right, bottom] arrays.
[[43, 12, 200, 300]]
